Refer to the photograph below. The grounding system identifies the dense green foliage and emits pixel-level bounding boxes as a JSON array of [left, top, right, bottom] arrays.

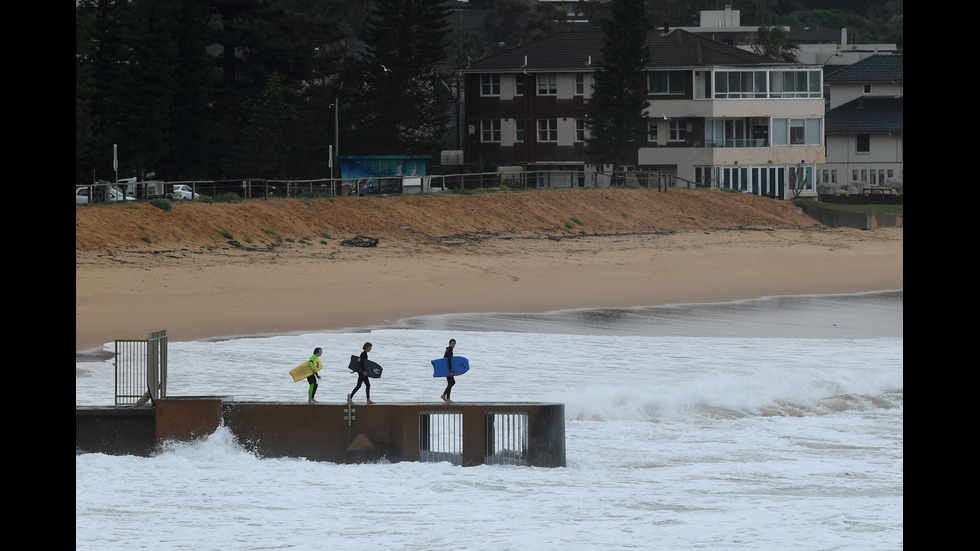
[[76, 0, 901, 187], [751, 25, 801, 62], [585, 0, 649, 169], [342, 0, 454, 156]]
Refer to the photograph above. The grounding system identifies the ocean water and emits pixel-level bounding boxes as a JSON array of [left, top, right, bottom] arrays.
[[76, 291, 903, 551]]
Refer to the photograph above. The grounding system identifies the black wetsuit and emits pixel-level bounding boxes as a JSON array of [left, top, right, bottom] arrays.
[[443, 345, 455, 399], [350, 350, 371, 400]]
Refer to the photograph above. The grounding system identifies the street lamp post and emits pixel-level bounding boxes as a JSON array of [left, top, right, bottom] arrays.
[[439, 75, 463, 151], [332, 82, 343, 195], [334, 91, 339, 183]]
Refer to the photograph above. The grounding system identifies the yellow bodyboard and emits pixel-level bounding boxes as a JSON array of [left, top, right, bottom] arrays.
[[289, 360, 321, 382]]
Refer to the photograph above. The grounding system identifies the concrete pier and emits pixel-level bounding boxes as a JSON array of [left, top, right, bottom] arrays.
[[77, 398, 566, 467]]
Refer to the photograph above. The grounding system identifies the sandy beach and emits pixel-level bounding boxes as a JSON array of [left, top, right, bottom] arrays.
[[76, 224, 903, 353]]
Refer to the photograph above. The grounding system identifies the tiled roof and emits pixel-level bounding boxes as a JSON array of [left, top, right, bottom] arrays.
[[824, 96, 903, 133], [457, 28, 789, 73], [824, 54, 903, 82]]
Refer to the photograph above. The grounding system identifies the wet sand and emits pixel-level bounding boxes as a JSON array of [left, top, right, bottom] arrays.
[[76, 226, 903, 355]]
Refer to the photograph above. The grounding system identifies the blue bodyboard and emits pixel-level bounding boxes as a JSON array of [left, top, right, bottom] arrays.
[[431, 356, 470, 377]]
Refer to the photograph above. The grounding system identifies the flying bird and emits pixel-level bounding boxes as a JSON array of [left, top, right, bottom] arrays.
[[662, 113, 671, 121], [381, 64, 391, 73]]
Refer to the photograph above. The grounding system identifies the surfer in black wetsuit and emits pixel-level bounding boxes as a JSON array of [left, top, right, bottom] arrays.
[[441, 339, 456, 404], [349, 342, 374, 405]]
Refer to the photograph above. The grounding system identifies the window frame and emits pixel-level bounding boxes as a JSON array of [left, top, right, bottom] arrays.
[[480, 119, 501, 142], [856, 134, 870, 154], [537, 119, 558, 142], [668, 118, 686, 142], [648, 70, 687, 95], [537, 74, 557, 95], [481, 74, 500, 96]]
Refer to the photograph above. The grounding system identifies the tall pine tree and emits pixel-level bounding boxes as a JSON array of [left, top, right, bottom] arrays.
[[236, 73, 290, 179], [344, 0, 453, 156], [586, 0, 649, 173]]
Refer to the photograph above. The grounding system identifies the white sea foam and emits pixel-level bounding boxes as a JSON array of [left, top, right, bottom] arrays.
[[76, 293, 903, 551]]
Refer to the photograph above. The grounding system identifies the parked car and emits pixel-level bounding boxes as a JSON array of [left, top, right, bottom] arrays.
[[348, 177, 402, 196], [170, 184, 204, 200], [76, 185, 136, 204]]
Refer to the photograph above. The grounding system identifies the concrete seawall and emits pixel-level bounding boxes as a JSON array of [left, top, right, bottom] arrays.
[[798, 203, 903, 230], [77, 398, 566, 468]]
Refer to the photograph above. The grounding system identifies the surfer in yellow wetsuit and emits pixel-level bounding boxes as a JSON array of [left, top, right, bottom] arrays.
[[307, 347, 324, 404]]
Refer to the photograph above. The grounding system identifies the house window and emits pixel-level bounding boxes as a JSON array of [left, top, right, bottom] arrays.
[[852, 170, 859, 181], [750, 118, 768, 146], [767, 70, 822, 99], [789, 119, 805, 145], [537, 74, 557, 95], [481, 119, 501, 142], [575, 119, 586, 141], [515, 76, 524, 96], [856, 134, 870, 153], [537, 119, 558, 141], [647, 120, 658, 142], [648, 71, 686, 94], [668, 119, 686, 141], [575, 74, 584, 95], [770, 118, 821, 146], [864, 84, 872, 94], [481, 74, 500, 96], [515, 119, 525, 142]]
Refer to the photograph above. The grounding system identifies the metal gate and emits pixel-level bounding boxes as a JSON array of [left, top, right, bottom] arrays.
[[114, 329, 168, 406], [418, 411, 463, 465], [418, 410, 529, 466]]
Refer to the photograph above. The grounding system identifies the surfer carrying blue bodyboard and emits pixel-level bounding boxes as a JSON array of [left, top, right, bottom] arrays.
[[441, 339, 457, 404]]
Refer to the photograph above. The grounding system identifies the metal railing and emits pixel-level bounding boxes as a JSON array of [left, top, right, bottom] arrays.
[[79, 169, 710, 203], [114, 329, 168, 406], [484, 411, 529, 466], [418, 410, 529, 466], [419, 411, 463, 465]]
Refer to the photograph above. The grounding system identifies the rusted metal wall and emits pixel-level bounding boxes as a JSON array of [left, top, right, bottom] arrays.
[[76, 407, 157, 456], [75, 400, 566, 467]]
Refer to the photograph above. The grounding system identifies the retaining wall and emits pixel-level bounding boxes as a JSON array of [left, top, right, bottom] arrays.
[[76, 398, 566, 468]]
